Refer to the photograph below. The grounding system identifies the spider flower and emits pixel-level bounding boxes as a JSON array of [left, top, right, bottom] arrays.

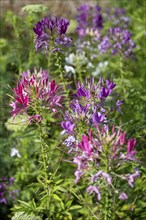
[[76, 3, 103, 37], [10, 69, 62, 122], [64, 125, 139, 201], [61, 78, 117, 136], [33, 16, 72, 52], [98, 27, 135, 57]]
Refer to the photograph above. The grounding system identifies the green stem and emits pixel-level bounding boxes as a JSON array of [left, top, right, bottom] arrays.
[[38, 125, 50, 210]]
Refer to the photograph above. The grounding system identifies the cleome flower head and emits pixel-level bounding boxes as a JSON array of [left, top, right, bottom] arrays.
[[76, 3, 103, 37], [98, 27, 135, 57], [61, 78, 118, 136], [33, 16, 72, 52], [10, 68, 62, 123], [63, 124, 139, 202]]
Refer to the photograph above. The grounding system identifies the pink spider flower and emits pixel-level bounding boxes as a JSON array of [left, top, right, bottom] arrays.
[[78, 133, 93, 156], [10, 69, 62, 121]]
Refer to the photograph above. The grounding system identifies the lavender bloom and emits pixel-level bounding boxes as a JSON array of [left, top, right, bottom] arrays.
[[70, 100, 89, 115], [98, 27, 135, 57], [92, 111, 105, 125], [76, 82, 90, 99], [63, 124, 140, 203], [119, 192, 128, 200], [106, 79, 116, 91], [116, 100, 123, 112], [33, 16, 72, 52], [105, 8, 130, 28], [102, 172, 112, 185], [74, 170, 84, 183], [73, 152, 90, 175], [61, 78, 118, 137], [0, 197, 7, 204], [98, 36, 111, 54], [76, 4, 103, 37], [61, 121, 75, 135], [126, 170, 140, 187], [91, 171, 112, 185], [91, 171, 103, 182], [0, 177, 17, 204], [92, 5, 103, 30], [86, 185, 101, 201]]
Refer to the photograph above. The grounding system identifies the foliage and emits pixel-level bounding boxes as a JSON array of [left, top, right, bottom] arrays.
[[0, 1, 146, 220]]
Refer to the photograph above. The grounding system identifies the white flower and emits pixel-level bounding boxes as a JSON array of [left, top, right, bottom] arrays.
[[10, 148, 21, 157], [65, 53, 76, 65], [64, 65, 75, 74], [87, 62, 94, 69]]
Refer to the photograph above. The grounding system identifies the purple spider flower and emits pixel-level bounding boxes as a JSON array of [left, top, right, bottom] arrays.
[[92, 111, 105, 125], [98, 36, 111, 54], [61, 121, 75, 135], [98, 27, 135, 57], [76, 4, 103, 37], [61, 78, 118, 137], [33, 16, 72, 52]]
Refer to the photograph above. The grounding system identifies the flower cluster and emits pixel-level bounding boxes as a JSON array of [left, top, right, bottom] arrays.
[[98, 27, 135, 57], [0, 177, 17, 204], [76, 4, 103, 37], [66, 125, 139, 201], [10, 69, 62, 123], [61, 78, 122, 139], [104, 8, 130, 28], [33, 16, 72, 52]]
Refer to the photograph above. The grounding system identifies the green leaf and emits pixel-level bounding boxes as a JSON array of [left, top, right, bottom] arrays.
[[69, 205, 82, 210], [52, 194, 65, 210], [66, 200, 73, 209], [18, 200, 32, 210], [5, 114, 29, 131]]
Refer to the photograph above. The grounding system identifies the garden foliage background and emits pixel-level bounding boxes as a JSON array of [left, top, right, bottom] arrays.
[[0, 0, 146, 219]]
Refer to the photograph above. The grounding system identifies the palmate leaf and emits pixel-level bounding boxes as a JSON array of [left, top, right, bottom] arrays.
[[5, 114, 29, 131]]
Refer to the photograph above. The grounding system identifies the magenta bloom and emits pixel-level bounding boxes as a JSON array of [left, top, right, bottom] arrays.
[[127, 139, 137, 158], [10, 84, 29, 116], [78, 134, 92, 156], [10, 69, 62, 122]]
